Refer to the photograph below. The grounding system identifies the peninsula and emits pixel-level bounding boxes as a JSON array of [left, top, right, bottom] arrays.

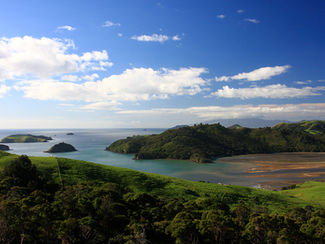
[[107, 120, 325, 163]]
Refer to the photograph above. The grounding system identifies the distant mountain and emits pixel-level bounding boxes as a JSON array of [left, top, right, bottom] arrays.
[[206, 118, 292, 128], [107, 120, 325, 163]]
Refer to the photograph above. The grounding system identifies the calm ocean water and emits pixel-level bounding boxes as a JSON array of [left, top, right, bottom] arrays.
[[0, 128, 269, 187]]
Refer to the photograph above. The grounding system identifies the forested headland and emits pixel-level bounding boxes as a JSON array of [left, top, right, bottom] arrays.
[[107, 120, 325, 163]]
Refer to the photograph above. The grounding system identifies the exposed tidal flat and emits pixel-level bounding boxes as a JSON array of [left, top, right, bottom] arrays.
[[0, 128, 324, 189]]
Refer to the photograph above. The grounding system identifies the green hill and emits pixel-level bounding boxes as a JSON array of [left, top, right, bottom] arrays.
[[0, 134, 53, 143], [107, 121, 325, 163]]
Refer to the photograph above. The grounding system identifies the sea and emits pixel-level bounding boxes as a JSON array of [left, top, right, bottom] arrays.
[[0, 128, 268, 187]]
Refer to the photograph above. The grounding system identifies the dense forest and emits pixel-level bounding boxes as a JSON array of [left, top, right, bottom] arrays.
[[0, 154, 324, 243], [107, 120, 325, 163]]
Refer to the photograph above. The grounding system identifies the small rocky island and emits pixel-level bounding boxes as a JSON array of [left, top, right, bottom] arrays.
[[1, 134, 52, 143], [66, 133, 74, 135], [0, 144, 10, 151], [45, 142, 77, 153]]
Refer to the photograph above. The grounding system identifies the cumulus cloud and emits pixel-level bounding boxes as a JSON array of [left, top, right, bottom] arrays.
[[17, 67, 208, 107], [0, 84, 10, 98], [245, 18, 260, 24], [217, 14, 226, 19], [131, 34, 181, 43], [17, 79, 107, 102], [117, 103, 325, 122], [57, 25, 76, 31], [237, 9, 245, 13], [215, 65, 290, 82], [211, 84, 325, 99], [0, 36, 112, 81], [102, 20, 121, 28]]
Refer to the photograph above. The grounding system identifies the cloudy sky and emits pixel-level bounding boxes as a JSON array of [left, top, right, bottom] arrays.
[[0, 0, 325, 128]]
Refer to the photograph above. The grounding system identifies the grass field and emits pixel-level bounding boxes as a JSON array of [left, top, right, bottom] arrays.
[[0, 150, 324, 212]]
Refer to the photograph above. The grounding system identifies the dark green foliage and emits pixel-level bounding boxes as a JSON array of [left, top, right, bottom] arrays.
[[0, 155, 324, 243], [107, 121, 325, 163], [2, 155, 38, 187]]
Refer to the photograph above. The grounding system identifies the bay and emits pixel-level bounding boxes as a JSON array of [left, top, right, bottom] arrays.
[[0, 128, 272, 187]]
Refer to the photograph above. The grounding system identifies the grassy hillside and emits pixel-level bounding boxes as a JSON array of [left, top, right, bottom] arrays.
[[273, 120, 325, 135], [0, 151, 324, 211], [107, 121, 325, 163], [0, 134, 52, 143], [1, 151, 325, 243]]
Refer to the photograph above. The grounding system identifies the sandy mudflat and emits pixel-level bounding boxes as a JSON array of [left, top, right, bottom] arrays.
[[218, 152, 325, 189]]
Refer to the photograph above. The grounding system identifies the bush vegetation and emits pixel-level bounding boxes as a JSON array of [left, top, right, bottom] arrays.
[[0, 153, 324, 242]]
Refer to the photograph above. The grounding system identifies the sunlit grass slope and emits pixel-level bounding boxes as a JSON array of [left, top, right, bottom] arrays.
[[280, 181, 325, 207], [0, 151, 324, 212]]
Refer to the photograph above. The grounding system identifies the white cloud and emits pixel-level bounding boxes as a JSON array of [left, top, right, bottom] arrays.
[[237, 9, 245, 13], [82, 73, 99, 81], [172, 35, 181, 41], [99, 67, 208, 101], [17, 67, 208, 106], [245, 18, 260, 24], [117, 33, 123, 37], [0, 84, 10, 97], [17, 79, 107, 102], [59, 103, 75, 107], [0, 36, 112, 81], [117, 103, 325, 122], [61, 75, 79, 82], [131, 34, 169, 43], [217, 14, 226, 19], [211, 84, 325, 99], [295, 80, 312, 85], [131, 34, 182, 43], [61, 73, 99, 82], [57, 25, 76, 31], [81, 101, 120, 110], [215, 65, 290, 82], [102, 20, 121, 28]]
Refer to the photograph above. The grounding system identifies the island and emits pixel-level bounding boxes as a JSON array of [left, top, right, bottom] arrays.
[[0, 144, 10, 151], [0, 134, 53, 143], [45, 142, 77, 153], [107, 120, 325, 163], [66, 133, 74, 135]]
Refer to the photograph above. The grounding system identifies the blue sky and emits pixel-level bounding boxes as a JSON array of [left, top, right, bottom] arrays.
[[0, 0, 324, 128]]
